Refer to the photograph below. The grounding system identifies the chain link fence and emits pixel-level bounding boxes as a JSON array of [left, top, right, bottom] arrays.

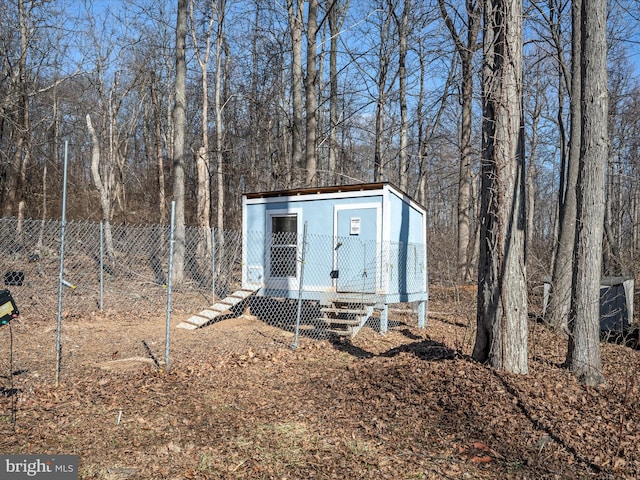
[[0, 218, 241, 320], [181, 227, 428, 343], [0, 217, 428, 355]]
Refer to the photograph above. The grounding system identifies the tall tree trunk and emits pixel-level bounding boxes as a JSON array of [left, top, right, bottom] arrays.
[[304, 0, 318, 186], [39, 80, 59, 252], [172, 0, 188, 286], [4, 0, 30, 228], [150, 73, 167, 225], [86, 114, 115, 258], [526, 83, 542, 261], [474, 0, 528, 374], [214, 1, 227, 274], [374, 11, 391, 182], [604, 209, 623, 275], [288, 0, 304, 184], [328, 1, 346, 185], [396, 0, 409, 192], [416, 46, 427, 204], [547, 0, 580, 332], [566, 0, 608, 386], [374, 97, 386, 182], [457, 63, 474, 283], [438, 0, 481, 283], [189, 0, 214, 258]]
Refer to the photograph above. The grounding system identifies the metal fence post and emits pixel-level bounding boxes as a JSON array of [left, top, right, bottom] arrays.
[[292, 221, 308, 349], [165, 201, 176, 370], [99, 221, 104, 312], [55, 141, 69, 387], [211, 227, 216, 305]]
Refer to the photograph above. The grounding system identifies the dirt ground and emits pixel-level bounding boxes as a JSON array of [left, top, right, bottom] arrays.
[[1, 285, 640, 479]]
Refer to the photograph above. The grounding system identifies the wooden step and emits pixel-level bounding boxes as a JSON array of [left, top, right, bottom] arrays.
[[176, 289, 257, 329], [333, 294, 379, 304], [209, 302, 234, 312], [176, 321, 198, 330], [321, 307, 368, 316], [327, 328, 352, 337], [322, 316, 361, 326], [230, 289, 256, 300], [323, 303, 376, 339], [182, 315, 210, 327]]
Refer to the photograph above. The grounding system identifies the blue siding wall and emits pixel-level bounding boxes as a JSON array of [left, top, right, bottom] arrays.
[[243, 186, 426, 303], [385, 190, 427, 299]]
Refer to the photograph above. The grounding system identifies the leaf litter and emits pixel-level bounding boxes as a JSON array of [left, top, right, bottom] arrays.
[[0, 285, 638, 479]]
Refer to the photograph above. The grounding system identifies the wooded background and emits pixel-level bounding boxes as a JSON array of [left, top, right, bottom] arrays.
[[0, 0, 639, 283]]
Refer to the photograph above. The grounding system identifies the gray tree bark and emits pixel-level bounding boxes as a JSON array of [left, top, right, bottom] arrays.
[[546, 0, 580, 333], [150, 72, 167, 225], [394, 0, 409, 192], [474, 0, 528, 374], [172, 0, 188, 286], [4, 0, 30, 232], [214, 1, 227, 274], [189, 0, 214, 258], [566, 0, 608, 386], [86, 114, 115, 259], [304, 0, 318, 185], [288, 0, 304, 184], [328, 1, 347, 185], [438, 0, 481, 283], [374, 10, 391, 182]]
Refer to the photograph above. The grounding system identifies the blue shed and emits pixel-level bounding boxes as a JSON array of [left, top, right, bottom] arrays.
[[241, 182, 428, 336]]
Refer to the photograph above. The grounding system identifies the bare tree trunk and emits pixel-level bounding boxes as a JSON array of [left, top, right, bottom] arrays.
[[438, 0, 481, 283], [566, 0, 608, 386], [474, 0, 528, 374], [328, 1, 346, 185], [374, 97, 386, 182], [416, 47, 426, 203], [603, 153, 623, 275], [4, 0, 30, 229], [172, 0, 188, 286], [288, 0, 304, 184], [374, 11, 391, 182], [457, 71, 473, 283], [189, 0, 214, 258], [304, 0, 318, 186], [86, 114, 115, 258], [150, 73, 167, 225], [545, 0, 582, 331], [214, 1, 227, 273], [547, 0, 581, 331], [526, 83, 542, 261], [603, 211, 623, 275], [16, 124, 29, 237], [39, 79, 59, 252], [396, 0, 409, 192]]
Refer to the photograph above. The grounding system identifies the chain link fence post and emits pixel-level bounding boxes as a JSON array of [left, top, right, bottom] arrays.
[[55, 141, 69, 387], [292, 221, 308, 349], [211, 227, 216, 305], [99, 221, 104, 312], [165, 201, 176, 370]]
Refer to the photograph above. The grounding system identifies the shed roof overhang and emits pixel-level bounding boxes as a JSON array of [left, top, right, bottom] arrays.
[[244, 182, 425, 211]]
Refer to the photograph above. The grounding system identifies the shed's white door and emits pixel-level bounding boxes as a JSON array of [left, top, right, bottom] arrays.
[[335, 207, 378, 293], [266, 211, 301, 290]]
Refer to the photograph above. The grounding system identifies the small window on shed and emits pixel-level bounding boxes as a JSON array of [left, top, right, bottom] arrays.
[[270, 215, 298, 278]]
